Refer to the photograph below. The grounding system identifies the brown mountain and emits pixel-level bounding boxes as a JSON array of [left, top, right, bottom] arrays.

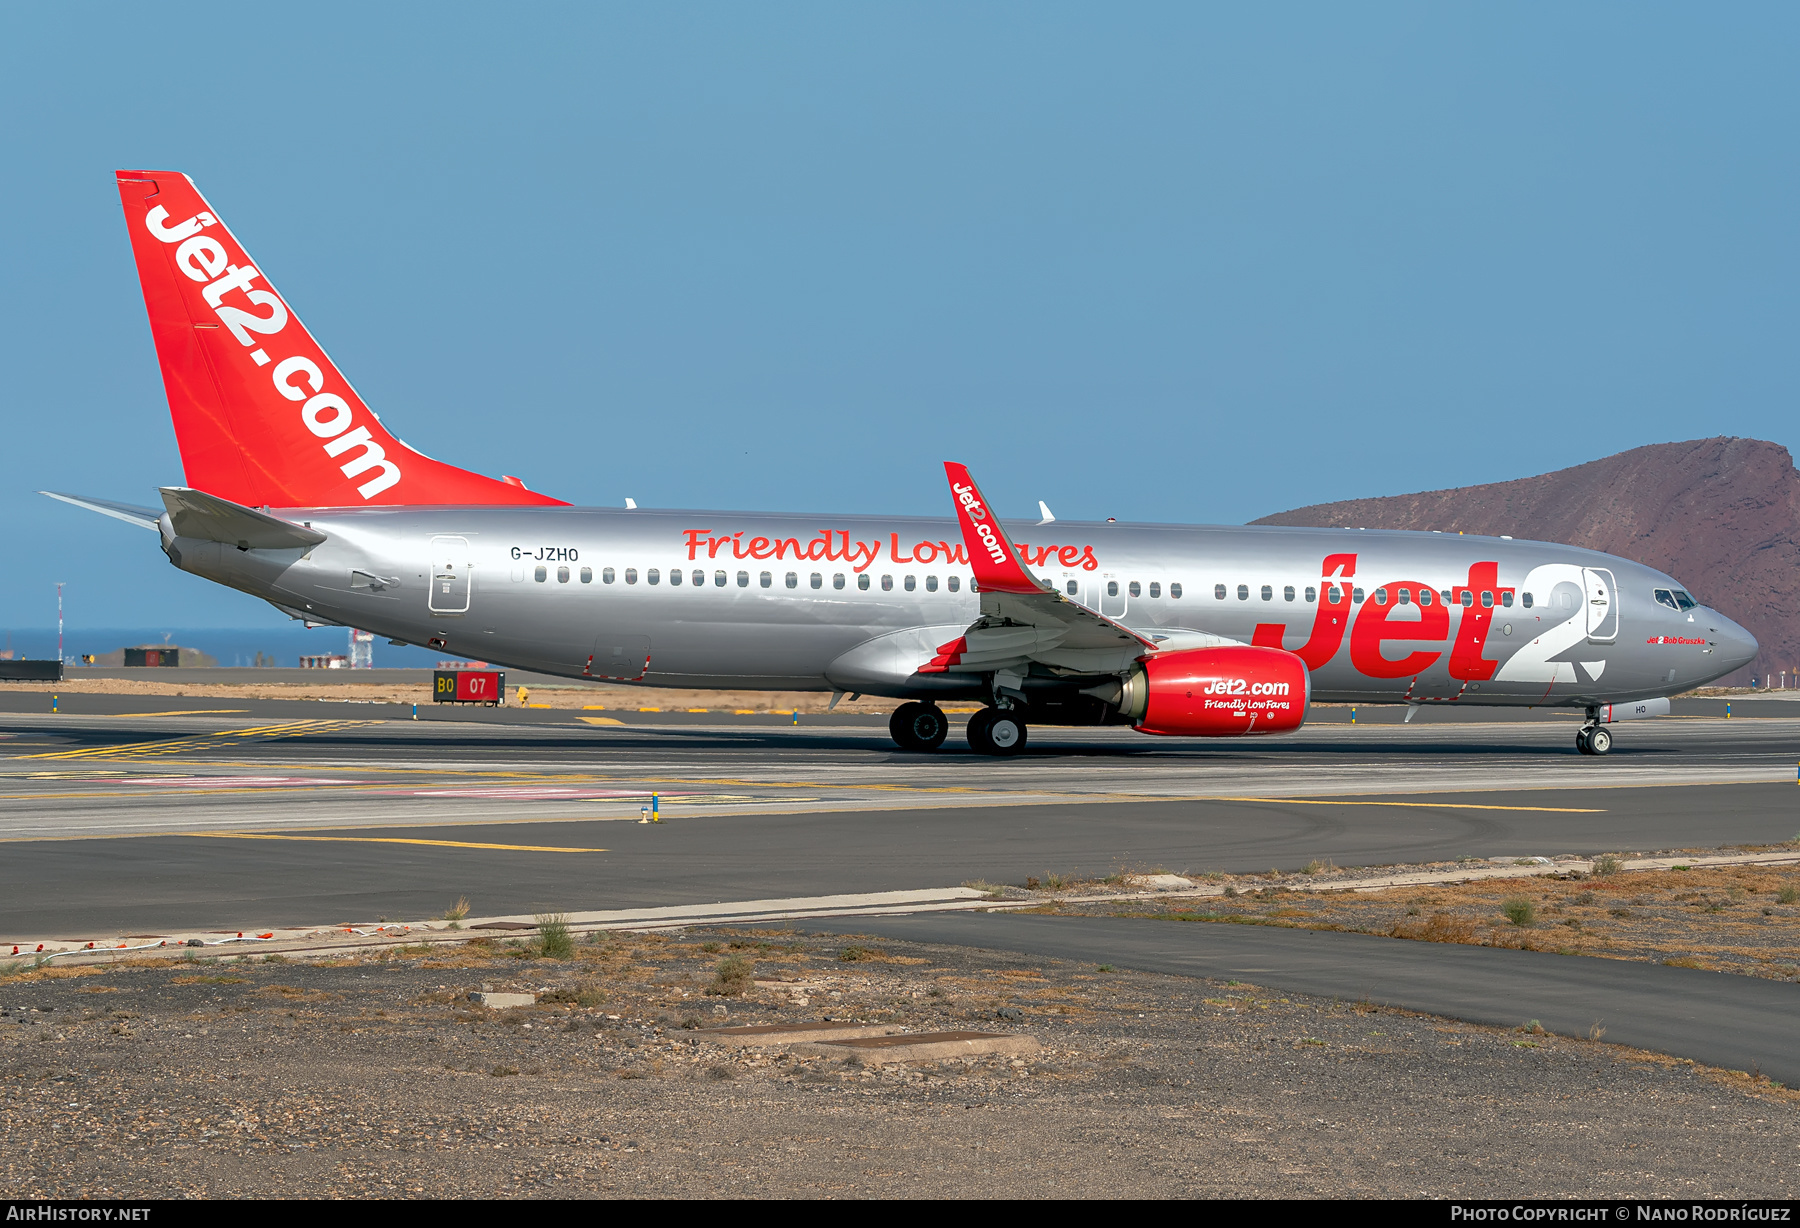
[[1252, 437, 1800, 687]]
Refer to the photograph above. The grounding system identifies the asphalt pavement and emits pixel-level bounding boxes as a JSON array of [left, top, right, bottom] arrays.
[[791, 912, 1800, 1087]]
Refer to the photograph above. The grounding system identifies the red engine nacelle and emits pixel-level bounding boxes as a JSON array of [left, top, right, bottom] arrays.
[[1120, 645, 1310, 737]]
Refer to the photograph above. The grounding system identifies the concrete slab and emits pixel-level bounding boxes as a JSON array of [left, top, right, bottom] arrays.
[[795, 1030, 1040, 1064], [470, 992, 536, 1008], [693, 1020, 904, 1047]]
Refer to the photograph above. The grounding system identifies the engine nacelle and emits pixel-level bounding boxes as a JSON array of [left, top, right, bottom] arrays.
[[1119, 645, 1310, 737]]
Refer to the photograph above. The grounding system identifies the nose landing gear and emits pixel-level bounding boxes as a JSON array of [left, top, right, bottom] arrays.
[[888, 701, 949, 752], [1576, 723, 1612, 756]]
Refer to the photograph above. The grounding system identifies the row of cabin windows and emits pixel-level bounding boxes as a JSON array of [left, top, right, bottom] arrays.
[[529, 565, 1533, 612], [1201, 581, 1521, 609], [533, 566, 970, 592]]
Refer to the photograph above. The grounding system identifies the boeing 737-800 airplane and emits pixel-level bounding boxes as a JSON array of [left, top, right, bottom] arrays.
[[44, 171, 1759, 756]]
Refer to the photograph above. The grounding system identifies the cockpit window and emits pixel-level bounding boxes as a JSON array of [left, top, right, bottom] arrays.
[[1673, 590, 1698, 611], [1653, 588, 1679, 611]]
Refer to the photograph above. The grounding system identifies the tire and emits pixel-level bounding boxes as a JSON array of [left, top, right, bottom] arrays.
[[1587, 725, 1612, 756], [965, 707, 995, 753], [982, 711, 1028, 756], [1575, 728, 1593, 755], [888, 702, 947, 752]]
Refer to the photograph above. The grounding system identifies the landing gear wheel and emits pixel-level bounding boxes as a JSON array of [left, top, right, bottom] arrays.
[[888, 702, 948, 752], [1575, 728, 1593, 755], [1587, 725, 1612, 756], [968, 708, 1028, 756]]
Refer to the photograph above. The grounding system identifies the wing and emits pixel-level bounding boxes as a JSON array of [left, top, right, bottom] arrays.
[[924, 462, 1153, 688]]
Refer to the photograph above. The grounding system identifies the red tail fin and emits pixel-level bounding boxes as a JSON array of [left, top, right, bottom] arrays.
[[116, 171, 565, 508]]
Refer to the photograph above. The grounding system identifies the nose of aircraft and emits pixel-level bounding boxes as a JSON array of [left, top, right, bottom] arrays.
[[1707, 609, 1759, 674]]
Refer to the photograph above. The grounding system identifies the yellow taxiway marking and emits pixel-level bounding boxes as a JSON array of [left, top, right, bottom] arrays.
[[186, 832, 608, 853], [21, 720, 381, 760], [98, 709, 252, 718], [578, 716, 626, 726], [1209, 796, 1605, 813]]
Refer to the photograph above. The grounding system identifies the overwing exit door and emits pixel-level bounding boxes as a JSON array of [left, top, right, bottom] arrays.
[[429, 536, 472, 614]]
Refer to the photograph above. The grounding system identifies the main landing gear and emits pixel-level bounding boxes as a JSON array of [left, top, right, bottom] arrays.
[[965, 707, 1028, 756], [888, 701, 949, 752], [1576, 723, 1613, 756], [886, 703, 1028, 755]]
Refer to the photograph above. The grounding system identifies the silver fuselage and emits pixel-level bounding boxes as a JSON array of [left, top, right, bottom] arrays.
[[159, 506, 1757, 710]]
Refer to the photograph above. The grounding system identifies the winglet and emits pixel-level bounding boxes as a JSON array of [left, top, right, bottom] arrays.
[[944, 462, 1044, 595]]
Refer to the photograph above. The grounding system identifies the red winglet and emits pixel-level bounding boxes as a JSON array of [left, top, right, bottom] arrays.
[[943, 462, 1043, 595]]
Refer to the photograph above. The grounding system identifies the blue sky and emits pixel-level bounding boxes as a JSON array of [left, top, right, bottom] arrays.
[[3, 4, 1796, 628]]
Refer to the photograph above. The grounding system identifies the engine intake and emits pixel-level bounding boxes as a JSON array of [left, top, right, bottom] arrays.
[[1120, 645, 1310, 737]]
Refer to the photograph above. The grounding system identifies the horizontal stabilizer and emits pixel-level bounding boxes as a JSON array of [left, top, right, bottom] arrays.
[[38, 491, 162, 531], [159, 487, 327, 550]]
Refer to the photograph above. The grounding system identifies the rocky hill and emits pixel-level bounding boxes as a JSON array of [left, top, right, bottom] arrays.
[[1252, 437, 1799, 688]]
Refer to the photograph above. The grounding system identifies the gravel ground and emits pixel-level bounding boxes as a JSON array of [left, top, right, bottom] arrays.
[[2, 930, 1796, 1199], [1044, 864, 1800, 980]]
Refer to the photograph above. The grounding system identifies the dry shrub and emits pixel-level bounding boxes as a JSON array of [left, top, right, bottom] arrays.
[[1392, 912, 1480, 945], [707, 955, 753, 996]]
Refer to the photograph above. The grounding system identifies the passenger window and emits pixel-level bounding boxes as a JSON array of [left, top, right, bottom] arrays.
[[1215, 584, 1227, 600], [647, 568, 660, 585], [624, 568, 637, 585], [1396, 587, 1409, 605], [1258, 585, 1270, 601], [1481, 591, 1494, 608], [925, 575, 938, 592], [811, 573, 822, 589], [736, 571, 749, 587], [1149, 582, 1161, 598], [786, 572, 798, 589], [1170, 583, 1182, 599], [1326, 584, 1340, 603], [834, 573, 846, 590], [693, 570, 704, 586], [1374, 587, 1388, 605], [1352, 587, 1365, 603], [1460, 591, 1474, 607], [1304, 586, 1316, 603], [947, 576, 959, 592], [1128, 581, 1140, 598], [904, 575, 916, 591], [760, 571, 772, 588], [1501, 592, 1513, 608], [1237, 584, 1249, 601], [1107, 581, 1119, 597], [1066, 580, 1078, 596], [881, 575, 893, 591], [714, 570, 727, 586], [534, 565, 547, 583], [1522, 591, 1533, 608], [1283, 586, 1295, 602], [971, 579, 980, 593], [668, 568, 682, 585], [1419, 588, 1433, 606], [557, 565, 570, 583], [602, 567, 615, 584], [858, 573, 870, 591], [580, 567, 592, 583]]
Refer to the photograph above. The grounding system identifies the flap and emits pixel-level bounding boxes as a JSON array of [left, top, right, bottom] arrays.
[[159, 486, 328, 550]]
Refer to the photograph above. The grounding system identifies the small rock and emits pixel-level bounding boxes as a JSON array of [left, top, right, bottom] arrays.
[[470, 992, 536, 1009], [997, 1007, 1024, 1020]]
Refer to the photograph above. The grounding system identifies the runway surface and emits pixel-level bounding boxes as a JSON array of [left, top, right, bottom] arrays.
[[790, 913, 1800, 1087], [0, 706, 1793, 933]]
